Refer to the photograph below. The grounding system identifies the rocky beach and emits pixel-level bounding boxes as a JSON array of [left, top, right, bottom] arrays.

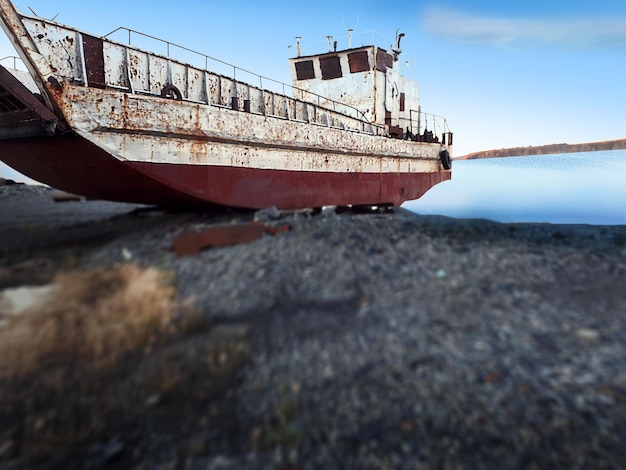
[[1, 182, 626, 469]]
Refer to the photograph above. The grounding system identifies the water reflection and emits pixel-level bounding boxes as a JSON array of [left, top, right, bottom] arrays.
[[405, 150, 626, 225]]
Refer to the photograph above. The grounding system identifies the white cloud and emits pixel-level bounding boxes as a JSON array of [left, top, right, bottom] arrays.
[[424, 7, 626, 47]]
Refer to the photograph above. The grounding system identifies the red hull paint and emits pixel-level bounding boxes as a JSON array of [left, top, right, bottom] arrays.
[[0, 133, 450, 209], [129, 161, 450, 209], [0, 133, 208, 206]]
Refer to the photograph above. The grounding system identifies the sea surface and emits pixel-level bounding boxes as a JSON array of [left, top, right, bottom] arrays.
[[3, 150, 626, 225], [404, 150, 626, 226]]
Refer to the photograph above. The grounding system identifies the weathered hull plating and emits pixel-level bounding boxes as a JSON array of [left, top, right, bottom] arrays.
[[0, 1, 452, 209], [0, 133, 208, 206], [0, 129, 448, 208]]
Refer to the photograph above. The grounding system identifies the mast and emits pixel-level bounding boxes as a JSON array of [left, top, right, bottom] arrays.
[[0, 0, 56, 109]]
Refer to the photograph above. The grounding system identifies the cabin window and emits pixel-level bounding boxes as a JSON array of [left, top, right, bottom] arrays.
[[348, 51, 370, 73], [320, 56, 342, 80], [375, 49, 394, 72], [400, 92, 406, 112], [295, 60, 315, 80]]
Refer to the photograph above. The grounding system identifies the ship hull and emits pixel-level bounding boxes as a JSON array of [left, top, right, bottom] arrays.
[[1, 78, 450, 209], [0, 2, 452, 209], [0, 131, 449, 209]]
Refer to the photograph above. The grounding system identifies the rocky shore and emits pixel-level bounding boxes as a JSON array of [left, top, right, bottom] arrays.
[[1, 183, 626, 469], [457, 138, 626, 160]]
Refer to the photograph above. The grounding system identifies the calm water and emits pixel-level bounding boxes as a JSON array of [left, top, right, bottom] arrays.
[[405, 150, 626, 225]]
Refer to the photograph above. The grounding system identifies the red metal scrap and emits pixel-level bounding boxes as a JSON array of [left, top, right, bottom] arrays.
[[263, 224, 291, 236], [171, 221, 291, 257]]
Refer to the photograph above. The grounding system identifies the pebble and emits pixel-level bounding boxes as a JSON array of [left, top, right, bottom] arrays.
[[575, 328, 600, 341], [0, 441, 14, 458], [102, 437, 125, 462], [0, 284, 60, 316], [145, 394, 161, 408]]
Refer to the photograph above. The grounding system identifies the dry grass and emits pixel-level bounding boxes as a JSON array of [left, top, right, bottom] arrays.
[[0, 264, 252, 466], [0, 264, 175, 378]]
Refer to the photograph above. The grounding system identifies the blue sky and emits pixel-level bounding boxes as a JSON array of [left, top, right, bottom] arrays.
[[2, 0, 626, 182]]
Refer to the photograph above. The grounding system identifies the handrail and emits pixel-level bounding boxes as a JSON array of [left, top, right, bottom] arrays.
[[103, 26, 375, 126], [408, 109, 449, 133], [401, 109, 452, 144], [0, 56, 22, 68]]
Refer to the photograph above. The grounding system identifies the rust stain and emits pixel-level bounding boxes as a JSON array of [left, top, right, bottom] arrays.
[[263, 224, 291, 236], [484, 369, 507, 384]]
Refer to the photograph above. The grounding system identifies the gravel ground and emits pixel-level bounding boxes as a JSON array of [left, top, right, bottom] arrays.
[[2, 184, 626, 468]]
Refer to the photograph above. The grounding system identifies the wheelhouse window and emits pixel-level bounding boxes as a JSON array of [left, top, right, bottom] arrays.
[[320, 56, 342, 80], [295, 60, 315, 80], [348, 51, 370, 73]]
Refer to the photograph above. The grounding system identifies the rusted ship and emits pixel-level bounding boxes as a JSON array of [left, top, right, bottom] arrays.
[[0, 0, 452, 209]]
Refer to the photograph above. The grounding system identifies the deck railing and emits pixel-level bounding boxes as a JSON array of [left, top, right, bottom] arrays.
[[0, 56, 22, 69], [10, 16, 453, 143], [102, 27, 382, 134], [400, 109, 453, 145]]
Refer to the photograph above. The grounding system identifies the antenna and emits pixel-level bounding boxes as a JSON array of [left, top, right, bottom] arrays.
[[342, 15, 360, 49], [391, 29, 405, 61], [324, 35, 333, 52], [295, 36, 302, 57]]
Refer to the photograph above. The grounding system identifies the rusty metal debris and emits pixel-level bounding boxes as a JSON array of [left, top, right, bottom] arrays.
[[171, 222, 291, 257]]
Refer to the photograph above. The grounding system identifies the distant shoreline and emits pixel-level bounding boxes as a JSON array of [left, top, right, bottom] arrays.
[[456, 137, 626, 160]]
